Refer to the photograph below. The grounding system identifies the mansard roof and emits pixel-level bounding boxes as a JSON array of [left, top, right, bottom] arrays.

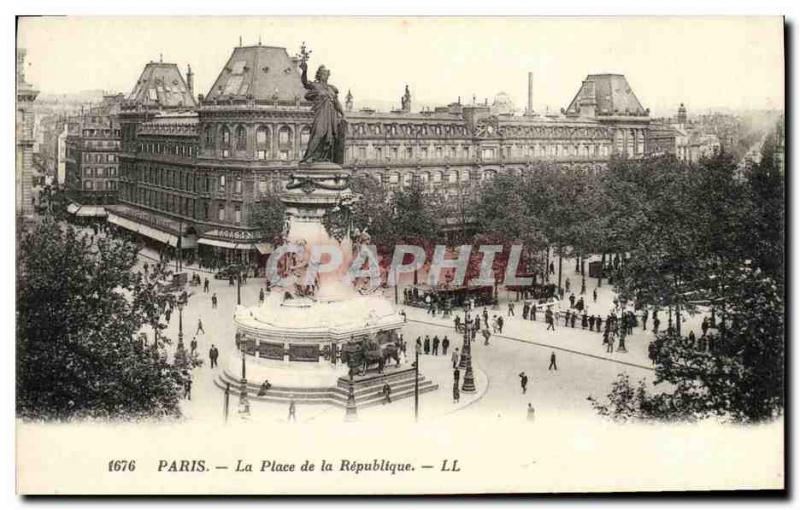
[[566, 74, 647, 117], [126, 62, 196, 108], [204, 45, 307, 103]]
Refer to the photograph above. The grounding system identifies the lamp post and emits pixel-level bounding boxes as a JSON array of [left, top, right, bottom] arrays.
[[176, 291, 188, 350], [460, 306, 476, 393], [413, 345, 419, 422], [459, 307, 470, 370], [241, 341, 247, 384], [394, 265, 399, 305], [224, 382, 230, 423], [237, 270, 242, 306], [345, 375, 358, 421]]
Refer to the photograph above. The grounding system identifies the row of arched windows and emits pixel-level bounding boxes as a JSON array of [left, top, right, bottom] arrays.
[[203, 124, 311, 154]]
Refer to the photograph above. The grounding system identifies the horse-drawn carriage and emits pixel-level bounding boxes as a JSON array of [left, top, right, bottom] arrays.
[[340, 334, 402, 377]]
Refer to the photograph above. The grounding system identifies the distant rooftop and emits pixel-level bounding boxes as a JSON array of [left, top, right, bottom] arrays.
[[126, 62, 196, 108]]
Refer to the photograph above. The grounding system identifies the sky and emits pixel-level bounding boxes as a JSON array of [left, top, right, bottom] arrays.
[[17, 16, 784, 117]]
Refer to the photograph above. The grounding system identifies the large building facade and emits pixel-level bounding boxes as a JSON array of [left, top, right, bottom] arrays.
[[109, 43, 667, 269], [64, 95, 124, 217]]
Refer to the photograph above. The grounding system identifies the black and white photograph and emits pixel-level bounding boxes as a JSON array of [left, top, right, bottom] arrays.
[[12, 14, 786, 495]]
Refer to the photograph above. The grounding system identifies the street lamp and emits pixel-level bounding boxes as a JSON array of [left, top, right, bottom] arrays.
[[224, 382, 230, 423], [176, 290, 189, 350], [459, 307, 470, 370], [237, 270, 242, 306], [240, 337, 247, 384], [459, 306, 476, 393], [345, 375, 358, 422], [414, 344, 420, 421]]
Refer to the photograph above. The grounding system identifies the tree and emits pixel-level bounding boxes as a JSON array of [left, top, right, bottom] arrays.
[[16, 218, 186, 420], [249, 191, 287, 246], [590, 267, 784, 423]]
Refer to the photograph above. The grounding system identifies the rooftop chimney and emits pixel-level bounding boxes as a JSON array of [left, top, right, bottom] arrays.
[[186, 64, 194, 97], [527, 72, 534, 115]]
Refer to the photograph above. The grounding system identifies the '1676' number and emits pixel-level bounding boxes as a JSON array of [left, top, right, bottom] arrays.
[[108, 460, 136, 472]]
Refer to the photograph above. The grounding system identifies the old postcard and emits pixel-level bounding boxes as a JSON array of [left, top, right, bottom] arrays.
[[14, 16, 785, 495]]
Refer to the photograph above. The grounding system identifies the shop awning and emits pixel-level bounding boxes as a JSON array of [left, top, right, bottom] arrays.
[[198, 237, 239, 250], [75, 206, 107, 217], [107, 212, 179, 247], [255, 242, 273, 255], [198, 238, 264, 251], [66, 203, 80, 214], [107, 213, 140, 233], [138, 223, 179, 247]]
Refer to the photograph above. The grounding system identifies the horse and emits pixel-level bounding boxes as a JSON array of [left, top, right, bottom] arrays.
[[382, 343, 401, 368]]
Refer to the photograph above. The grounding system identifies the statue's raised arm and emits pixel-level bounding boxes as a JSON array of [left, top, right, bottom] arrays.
[[299, 60, 312, 90]]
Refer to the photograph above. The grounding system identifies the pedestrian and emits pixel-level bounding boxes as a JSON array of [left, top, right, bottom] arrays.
[[593, 288, 598, 303], [519, 372, 528, 394], [565, 277, 571, 293], [491, 316, 499, 333], [570, 312, 577, 328], [454, 315, 461, 332], [545, 308, 555, 331], [165, 308, 171, 323], [453, 382, 460, 403], [563, 311, 570, 327], [642, 309, 649, 331], [548, 351, 558, 371], [508, 302, 515, 317], [184, 377, 192, 400], [497, 315, 504, 334], [582, 312, 588, 329], [701, 317, 709, 337], [424, 336, 431, 355], [588, 315, 596, 331], [211, 293, 218, 309], [432, 336, 440, 355], [569, 294, 576, 309], [196, 318, 205, 335], [190, 337, 197, 355], [452, 347, 460, 368], [482, 328, 491, 345], [453, 366, 461, 386], [259, 288, 265, 304], [653, 316, 661, 334], [522, 302, 530, 320], [258, 379, 272, 397], [203, 278, 209, 293], [482, 308, 489, 329], [288, 400, 297, 422], [442, 336, 450, 355], [531, 305, 537, 322], [416, 336, 422, 353], [688, 330, 697, 348], [549, 262, 555, 275], [209, 344, 219, 368], [580, 279, 586, 295], [382, 383, 392, 404], [527, 403, 535, 422], [577, 297, 585, 312]]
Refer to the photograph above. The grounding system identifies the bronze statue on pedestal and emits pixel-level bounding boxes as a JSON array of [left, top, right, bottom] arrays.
[[298, 43, 346, 165]]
